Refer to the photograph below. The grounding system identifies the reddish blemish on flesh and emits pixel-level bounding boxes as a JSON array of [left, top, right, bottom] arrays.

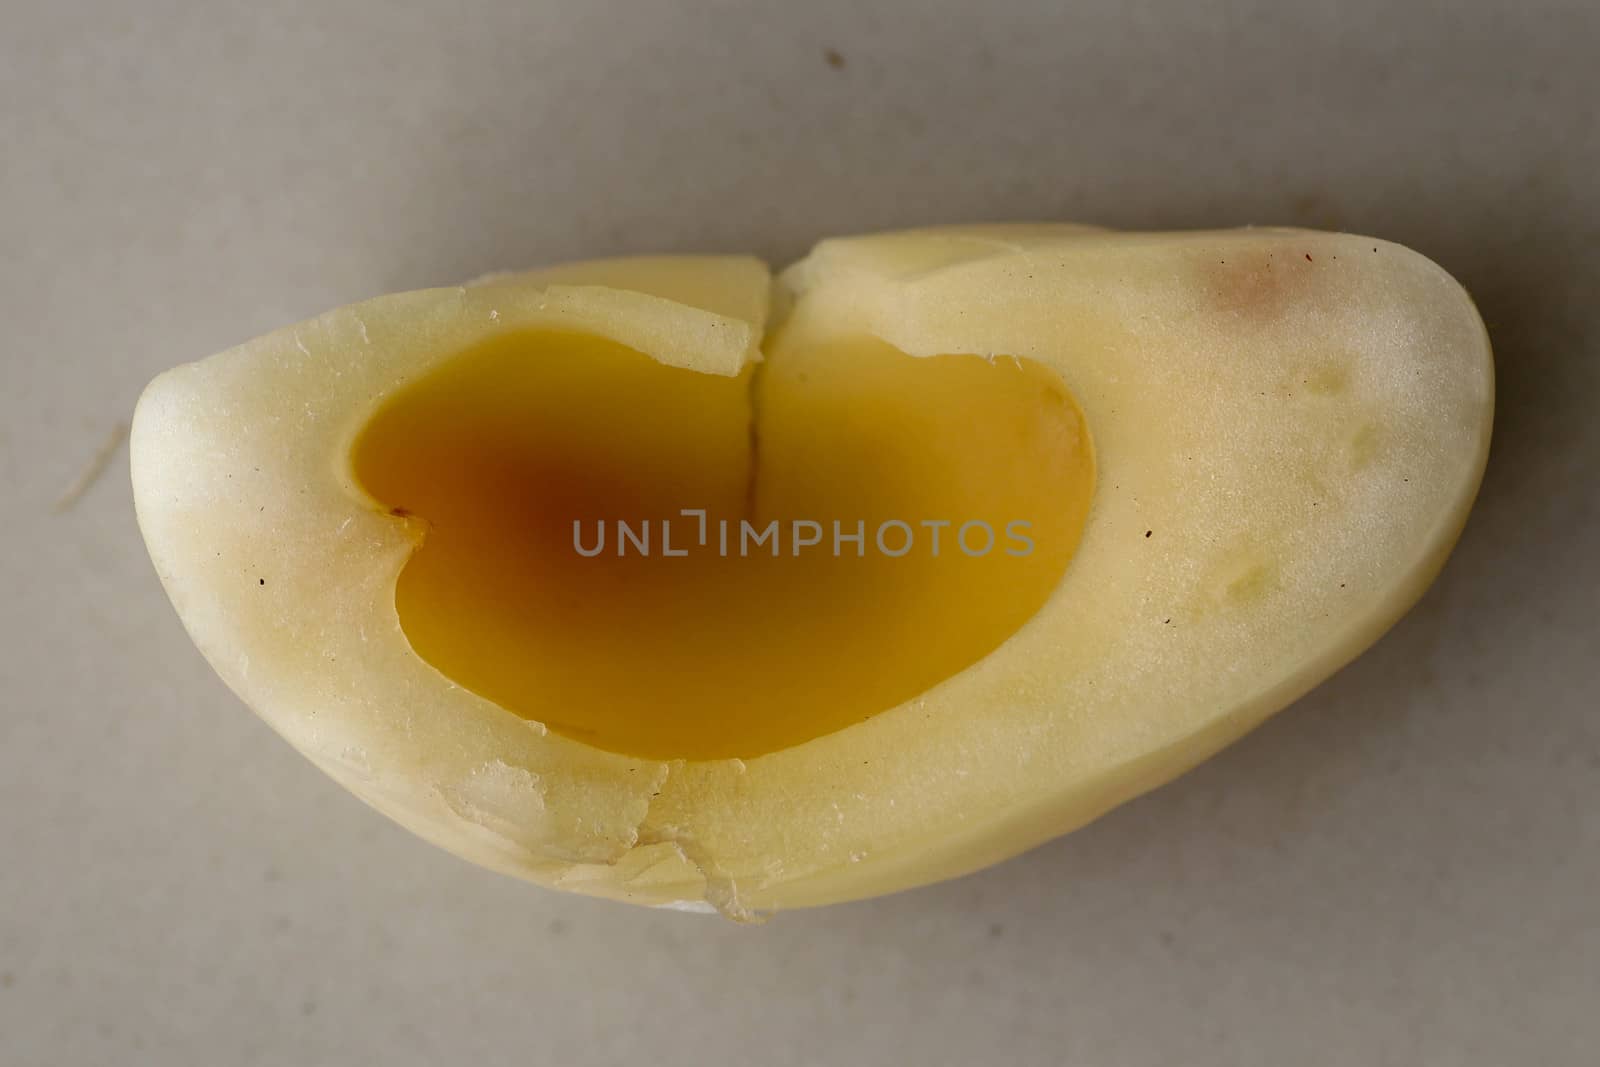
[[1200, 244, 1316, 321]]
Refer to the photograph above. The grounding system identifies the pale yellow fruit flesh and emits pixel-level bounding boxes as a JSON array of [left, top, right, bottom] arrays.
[[130, 226, 1492, 916]]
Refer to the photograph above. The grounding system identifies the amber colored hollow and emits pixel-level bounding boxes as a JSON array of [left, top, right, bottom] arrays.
[[350, 327, 1095, 760]]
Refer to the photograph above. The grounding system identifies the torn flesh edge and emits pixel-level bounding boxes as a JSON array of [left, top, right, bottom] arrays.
[[600, 762, 772, 924]]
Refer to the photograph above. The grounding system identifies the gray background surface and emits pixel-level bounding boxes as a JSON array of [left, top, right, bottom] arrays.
[[4, 2, 1597, 1064]]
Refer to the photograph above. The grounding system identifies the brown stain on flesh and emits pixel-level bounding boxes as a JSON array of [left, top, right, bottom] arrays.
[[1199, 242, 1325, 322]]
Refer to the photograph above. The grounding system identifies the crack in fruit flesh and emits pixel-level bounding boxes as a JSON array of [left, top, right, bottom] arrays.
[[350, 328, 1094, 760]]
